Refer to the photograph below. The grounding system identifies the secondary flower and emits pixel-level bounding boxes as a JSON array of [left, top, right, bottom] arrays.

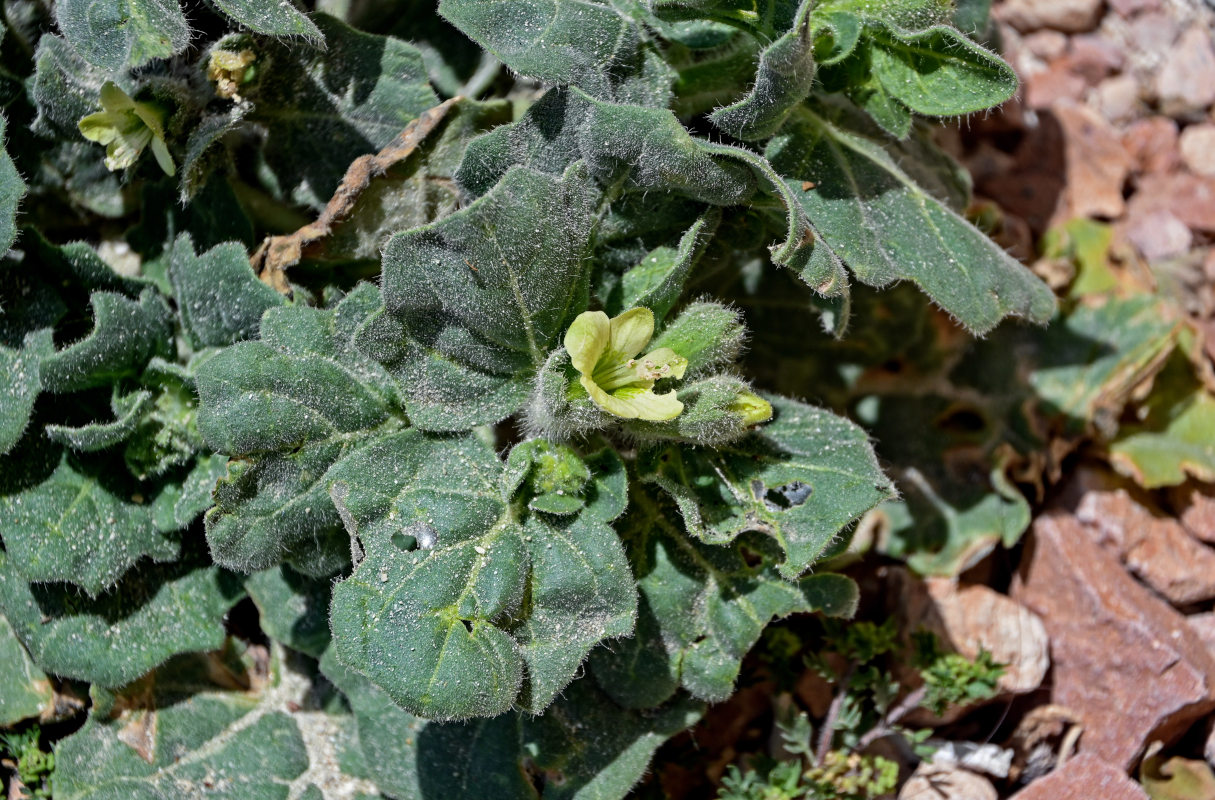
[[565, 307, 688, 421], [78, 81, 175, 176], [729, 389, 774, 426]]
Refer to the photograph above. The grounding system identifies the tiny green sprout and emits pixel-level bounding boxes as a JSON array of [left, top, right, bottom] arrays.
[[564, 307, 688, 421], [78, 81, 175, 176], [730, 389, 774, 426]]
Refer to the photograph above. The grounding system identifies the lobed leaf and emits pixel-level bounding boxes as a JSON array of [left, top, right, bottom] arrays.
[[642, 394, 894, 578], [768, 103, 1056, 333], [0, 613, 54, 727], [245, 565, 335, 658], [212, 0, 324, 42], [0, 546, 243, 687]]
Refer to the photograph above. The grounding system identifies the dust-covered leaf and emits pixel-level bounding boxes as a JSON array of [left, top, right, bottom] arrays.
[[0, 612, 54, 726], [54, 0, 189, 73]]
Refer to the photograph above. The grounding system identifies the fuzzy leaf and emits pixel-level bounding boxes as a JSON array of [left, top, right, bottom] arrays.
[[52, 646, 316, 800], [593, 485, 859, 705], [39, 288, 174, 394], [213, 0, 324, 41], [869, 25, 1016, 117], [1, 115, 24, 254], [328, 430, 636, 720], [0, 444, 180, 595], [45, 389, 153, 451], [0, 331, 54, 455], [368, 165, 596, 431], [196, 283, 398, 456], [0, 547, 244, 686], [243, 14, 439, 206], [605, 210, 720, 320], [439, 0, 672, 106], [642, 394, 894, 578], [0, 613, 53, 727], [709, 0, 817, 141], [167, 234, 285, 348], [768, 103, 1056, 333], [245, 565, 334, 658], [322, 649, 702, 799], [55, 0, 190, 72]]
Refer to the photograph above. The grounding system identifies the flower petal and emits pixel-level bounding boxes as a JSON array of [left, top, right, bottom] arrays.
[[581, 376, 683, 421], [728, 391, 773, 425], [99, 81, 135, 112], [564, 310, 610, 376], [78, 112, 124, 144], [150, 136, 176, 177], [606, 307, 654, 361]]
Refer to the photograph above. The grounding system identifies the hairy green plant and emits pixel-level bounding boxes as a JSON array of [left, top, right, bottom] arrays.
[[0, 0, 1048, 795]]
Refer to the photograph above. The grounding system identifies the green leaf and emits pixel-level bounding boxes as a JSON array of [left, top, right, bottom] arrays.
[[39, 288, 174, 394], [149, 452, 229, 533], [767, 103, 1056, 334], [869, 25, 1016, 117], [196, 282, 398, 456], [322, 649, 703, 799], [0, 613, 53, 727], [245, 565, 334, 657], [0, 330, 54, 456], [439, 0, 673, 106], [212, 0, 324, 41], [54, 0, 190, 72], [168, 234, 285, 348], [709, 0, 818, 141], [605, 209, 720, 321], [52, 646, 315, 800], [1111, 351, 1215, 489], [368, 165, 596, 431], [45, 389, 153, 451], [328, 430, 636, 719], [0, 444, 180, 595], [1, 115, 25, 254], [243, 14, 439, 206], [642, 394, 894, 578], [0, 546, 244, 686], [593, 485, 859, 705]]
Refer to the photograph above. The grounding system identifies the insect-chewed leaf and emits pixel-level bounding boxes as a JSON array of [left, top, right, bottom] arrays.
[[592, 484, 859, 706], [0, 545, 244, 687], [367, 164, 596, 431], [642, 394, 894, 579], [767, 102, 1056, 334], [328, 430, 636, 720]]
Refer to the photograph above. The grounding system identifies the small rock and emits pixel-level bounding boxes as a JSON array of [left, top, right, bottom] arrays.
[[1074, 479, 1215, 605], [1189, 612, 1215, 655], [1024, 61, 1087, 109], [1068, 35, 1125, 83], [1008, 754, 1148, 800], [1126, 210, 1193, 262], [1176, 483, 1215, 543], [1012, 514, 1215, 768], [1022, 30, 1069, 60], [1108, 0, 1161, 16], [1156, 27, 1215, 116], [899, 763, 997, 800], [1128, 172, 1215, 233], [1181, 124, 1215, 177], [1054, 102, 1133, 221], [1095, 74, 1143, 124], [1122, 117, 1181, 174], [1129, 11, 1181, 56], [1000, 0, 1104, 33], [929, 741, 1014, 779]]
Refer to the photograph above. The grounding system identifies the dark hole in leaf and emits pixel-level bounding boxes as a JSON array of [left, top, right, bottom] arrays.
[[461, 619, 473, 633], [764, 481, 812, 511], [881, 357, 904, 373], [391, 531, 416, 551], [739, 546, 763, 568]]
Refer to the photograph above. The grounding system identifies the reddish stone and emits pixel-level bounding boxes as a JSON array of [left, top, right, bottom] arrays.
[[1008, 754, 1148, 800], [1122, 117, 1181, 175], [1126, 210, 1193, 262], [1156, 27, 1215, 115], [1130, 11, 1181, 55], [1011, 514, 1215, 768], [1053, 102, 1132, 222], [1177, 484, 1215, 544], [1180, 124, 1215, 177], [1188, 612, 1215, 655], [1108, 0, 1162, 16], [1022, 30, 1069, 60], [1095, 74, 1143, 124], [1127, 173, 1215, 233], [1024, 61, 1087, 109], [1068, 35, 1125, 83], [999, 0, 1104, 33]]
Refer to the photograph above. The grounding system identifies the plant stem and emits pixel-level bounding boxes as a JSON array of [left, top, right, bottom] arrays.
[[856, 686, 928, 751], [815, 662, 856, 764]]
